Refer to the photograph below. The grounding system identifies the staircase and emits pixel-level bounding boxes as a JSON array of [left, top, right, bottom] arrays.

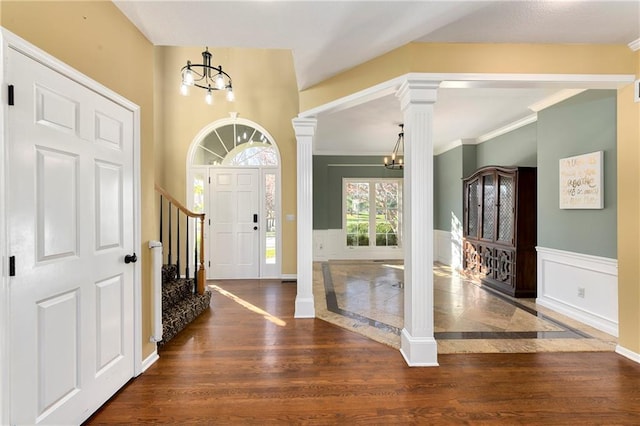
[[156, 184, 211, 347], [159, 264, 211, 347]]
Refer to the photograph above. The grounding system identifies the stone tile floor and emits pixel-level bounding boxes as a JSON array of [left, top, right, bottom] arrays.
[[314, 260, 617, 354]]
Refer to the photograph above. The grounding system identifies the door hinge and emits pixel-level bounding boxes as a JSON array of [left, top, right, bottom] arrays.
[[208, 261, 211, 267], [8, 85, 14, 106], [208, 177, 211, 184], [208, 219, 211, 226], [9, 256, 15, 276]]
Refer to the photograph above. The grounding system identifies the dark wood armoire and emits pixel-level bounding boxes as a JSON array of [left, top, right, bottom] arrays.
[[462, 166, 537, 298]]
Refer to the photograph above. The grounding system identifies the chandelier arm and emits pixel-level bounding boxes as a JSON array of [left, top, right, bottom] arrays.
[[180, 47, 234, 103]]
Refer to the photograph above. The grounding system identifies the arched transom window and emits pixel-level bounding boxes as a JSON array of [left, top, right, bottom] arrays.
[[192, 121, 278, 166]]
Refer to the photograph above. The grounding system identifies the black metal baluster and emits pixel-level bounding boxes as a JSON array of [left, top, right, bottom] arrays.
[[194, 219, 199, 294], [185, 217, 190, 284], [168, 202, 172, 266], [176, 207, 181, 278]]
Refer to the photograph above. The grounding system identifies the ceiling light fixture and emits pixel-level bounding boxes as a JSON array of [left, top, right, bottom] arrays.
[[383, 124, 404, 170], [180, 47, 235, 104]]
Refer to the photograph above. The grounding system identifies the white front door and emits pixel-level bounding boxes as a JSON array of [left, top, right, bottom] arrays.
[[209, 168, 260, 278], [7, 46, 135, 424]]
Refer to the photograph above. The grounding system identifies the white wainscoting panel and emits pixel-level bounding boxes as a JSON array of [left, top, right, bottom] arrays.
[[434, 230, 462, 268], [536, 246, 618, 336], [313, 229, 403, 261]]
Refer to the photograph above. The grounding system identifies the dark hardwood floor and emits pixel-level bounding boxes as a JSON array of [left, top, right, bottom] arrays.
[[86, 279, 640, 425]]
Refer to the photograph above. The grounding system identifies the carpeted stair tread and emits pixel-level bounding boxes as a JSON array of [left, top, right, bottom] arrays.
[[158, 291, 211, 347], [162, 278, 196, 309]]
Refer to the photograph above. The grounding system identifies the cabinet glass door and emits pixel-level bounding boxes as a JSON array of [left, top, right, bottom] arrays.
[[481, 174, 495, 240], [496, 174, 515, 244], [466, 178, 480, 238]]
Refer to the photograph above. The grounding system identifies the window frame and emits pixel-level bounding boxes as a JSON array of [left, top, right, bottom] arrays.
[[342, 177, 402, 250]]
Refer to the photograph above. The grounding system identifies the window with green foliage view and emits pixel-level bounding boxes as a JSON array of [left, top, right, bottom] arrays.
[[345, 179, 401, 247]]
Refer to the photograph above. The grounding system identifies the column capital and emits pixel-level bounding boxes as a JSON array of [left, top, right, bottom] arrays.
[[396, 79, 440, 111], [292, 117, 318, 138]]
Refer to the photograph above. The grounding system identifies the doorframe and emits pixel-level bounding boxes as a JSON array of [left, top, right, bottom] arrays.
[[0, 28, 142, 423], [186, 117, 282, 279]]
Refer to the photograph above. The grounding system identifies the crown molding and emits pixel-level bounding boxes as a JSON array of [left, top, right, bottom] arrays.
[[628, 38, 640, 52], [476, 114, 537, 144], [433, 139, 476, 156], [528, 89, 587, 112]]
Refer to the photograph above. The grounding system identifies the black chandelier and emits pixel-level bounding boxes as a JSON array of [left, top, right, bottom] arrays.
[[383, 124, 404, 170], [180, 47, 235, 104]]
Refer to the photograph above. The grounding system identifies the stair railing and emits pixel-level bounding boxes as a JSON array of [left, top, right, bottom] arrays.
[[155, 184, 206, 295]]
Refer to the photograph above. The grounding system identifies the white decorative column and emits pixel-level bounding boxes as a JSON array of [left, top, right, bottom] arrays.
[[292, 117, 317, 318], [397, 79, 440, 366]]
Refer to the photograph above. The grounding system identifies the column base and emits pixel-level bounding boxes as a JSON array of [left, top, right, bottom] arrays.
[[294, 296, 316, 318], [400, 328, 439, 367]]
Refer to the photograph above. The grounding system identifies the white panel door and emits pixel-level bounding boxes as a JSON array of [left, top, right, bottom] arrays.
[[210, 168, 260, 278], [7, 47, 135, 424]]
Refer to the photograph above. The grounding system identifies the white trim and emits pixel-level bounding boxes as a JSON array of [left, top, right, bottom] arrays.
[[140, 350, 160, 373], [628, 38, 640, 52], [299, 73, 635, 119], [536, 246, 618, 336], [281, 274, 297, 281], [293, 117, 317, 319], [0, 27, 143, 420], [615, 345, 640, 364], [132, 105, 143, 377], [186, 117, 283, 280], [476, 114, 538, 143], [0, 27, 7, 426], [528, 89, 587, 112], [400, 330, 439, 367], [433, 138, 476, 156]]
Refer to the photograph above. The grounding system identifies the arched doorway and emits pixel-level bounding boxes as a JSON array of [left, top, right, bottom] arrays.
[[187, 115, 281, 279]]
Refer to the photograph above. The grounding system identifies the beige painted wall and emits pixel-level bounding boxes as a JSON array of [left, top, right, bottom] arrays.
[[300, 42, 636, 112], [2, 1, 158, 359], [617, 50, 640, 354], [155, 46, 300, 275]]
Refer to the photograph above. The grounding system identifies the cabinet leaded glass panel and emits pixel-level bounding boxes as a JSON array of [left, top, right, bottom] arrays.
[[497, 175, 514, 243], [482, 174, 495, 240]]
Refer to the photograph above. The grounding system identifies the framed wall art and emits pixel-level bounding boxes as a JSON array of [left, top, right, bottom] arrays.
[[559, 151, 604, 209]]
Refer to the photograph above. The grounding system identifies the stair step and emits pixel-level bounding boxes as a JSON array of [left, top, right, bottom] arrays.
[[161, 264, 178, 282], [162, 278, 196, 309], [158, 291, 212, 347]]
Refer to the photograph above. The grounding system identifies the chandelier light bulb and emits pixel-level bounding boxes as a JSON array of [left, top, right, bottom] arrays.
[[180, 83, 189, 96], [215, 73, 225, 90], [226, 87, 235, 102], [184, 68, 194, 86], [205, 88, 213, 105]]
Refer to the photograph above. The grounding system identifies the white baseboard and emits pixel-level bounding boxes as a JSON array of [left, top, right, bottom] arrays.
[[536, 246, 618, 336], [616, 345, 640, 364], [281, 274, 297, 281], [140, 349, 159, 373]]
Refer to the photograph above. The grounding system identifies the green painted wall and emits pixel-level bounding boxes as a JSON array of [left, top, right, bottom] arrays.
[[434, 146, 464, 231], [537, 90, 617, 258], [476, 123, 537, 168], [313, 156, 403, 229]]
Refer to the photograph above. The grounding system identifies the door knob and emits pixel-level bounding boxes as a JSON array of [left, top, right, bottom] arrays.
[[124, 253, 138, 264], [253, 226, 258, 230]]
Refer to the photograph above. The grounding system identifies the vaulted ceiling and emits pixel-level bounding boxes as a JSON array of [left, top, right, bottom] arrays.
[[114, 1, 639, 154]]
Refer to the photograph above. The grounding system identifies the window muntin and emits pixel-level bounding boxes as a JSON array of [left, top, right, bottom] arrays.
[[192, 123, 276, 166], [345, 179, 401, 248]]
